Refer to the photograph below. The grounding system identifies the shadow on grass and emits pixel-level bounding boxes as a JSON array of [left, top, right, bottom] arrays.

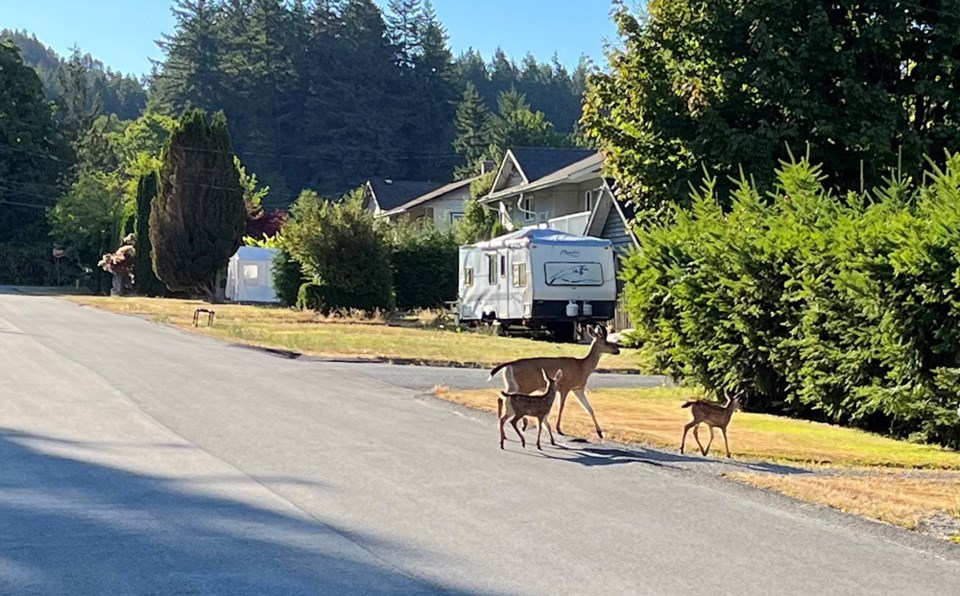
[[0, 429, 474, 595]]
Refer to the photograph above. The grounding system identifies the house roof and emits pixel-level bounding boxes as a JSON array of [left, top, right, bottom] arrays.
[[510, 147, 599, 183], [484, 149, 604, 203], [367, 178, 444, 211], [380, 176, 477, 217]]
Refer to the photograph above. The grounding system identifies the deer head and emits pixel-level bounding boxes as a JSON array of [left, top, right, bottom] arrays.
[[587, 325, 620, 355]]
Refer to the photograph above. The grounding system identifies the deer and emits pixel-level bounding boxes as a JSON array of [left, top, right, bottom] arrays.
[[489, 324, 620, 439], [499, 369, 563, 450], [679, 390, 742, 458]]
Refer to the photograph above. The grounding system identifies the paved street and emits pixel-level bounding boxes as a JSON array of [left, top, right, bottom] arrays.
[[0, 292, 957, 595]]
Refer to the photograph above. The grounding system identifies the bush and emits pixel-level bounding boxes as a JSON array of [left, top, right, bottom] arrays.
[[272, 247, 307, 306], [386, 221, 458, 309], [282, 190, 394, 312], [623, 151, 960, 449], [296, 282, 325, 311]]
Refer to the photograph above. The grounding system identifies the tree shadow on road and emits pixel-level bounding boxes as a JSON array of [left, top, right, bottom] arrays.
[[0, 429, 475, 595]]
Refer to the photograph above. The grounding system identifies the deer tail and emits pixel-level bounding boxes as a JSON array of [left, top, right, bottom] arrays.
[[681, 401, 695, 409], [488, 362, 509, 381]]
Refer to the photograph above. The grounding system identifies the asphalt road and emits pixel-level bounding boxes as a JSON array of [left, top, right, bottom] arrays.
[[0, 292, 957, 595]]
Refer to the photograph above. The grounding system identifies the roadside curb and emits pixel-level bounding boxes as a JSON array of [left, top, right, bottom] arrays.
[[230, 342, 652, 374]]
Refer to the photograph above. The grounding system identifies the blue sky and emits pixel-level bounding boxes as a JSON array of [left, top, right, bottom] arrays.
[[2, 0, 624, 77]]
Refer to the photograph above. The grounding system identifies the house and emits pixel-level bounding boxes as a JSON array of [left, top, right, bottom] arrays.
[[480, 147, 639, 329], [363, 177, 475, 230], [480, 147, 637, 255]]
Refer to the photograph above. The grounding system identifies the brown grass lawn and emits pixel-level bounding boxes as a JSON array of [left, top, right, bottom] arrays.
[[63, 296, 646, 370], [436, 386, 960, 469], [729, 472, 960, 542]]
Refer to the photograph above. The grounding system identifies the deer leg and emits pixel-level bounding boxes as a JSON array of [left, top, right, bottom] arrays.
[[510, 416, 525, 448], [536, 419, 543, 450], [692, 425, 707, 456], [701, 426, 716, 457], [680, 421, 696, 454], [721, 427, 731, 458], [555, 390, 571, 436], [499, 414, 509, 449], [572, 388, 604, 439], [542, 418, 556, 446]]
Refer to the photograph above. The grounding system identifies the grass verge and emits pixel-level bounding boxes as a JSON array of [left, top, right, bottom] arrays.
[[435, 387, 960, 469], [435, 385, 960, 541], [63, 296, 647, 370]]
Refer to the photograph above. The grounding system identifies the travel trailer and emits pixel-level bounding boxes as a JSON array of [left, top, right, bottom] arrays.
[[458, 228, 617, 339]]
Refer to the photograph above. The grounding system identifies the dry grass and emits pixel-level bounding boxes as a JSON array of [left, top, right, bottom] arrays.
[[434, 386, 960, 469], [729, 472, 960, 540], [64, 296, 647, 370]]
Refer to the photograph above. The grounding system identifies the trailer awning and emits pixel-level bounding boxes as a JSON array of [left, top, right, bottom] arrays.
[[468, 228, 612, 250]]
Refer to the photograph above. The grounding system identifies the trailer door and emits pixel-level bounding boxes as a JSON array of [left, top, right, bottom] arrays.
[[508, 251, 529, 320]]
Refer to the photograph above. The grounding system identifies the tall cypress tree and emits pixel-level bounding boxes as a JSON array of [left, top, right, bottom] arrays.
[[133, 171, 165, 296], [150, 109, 246, 301]]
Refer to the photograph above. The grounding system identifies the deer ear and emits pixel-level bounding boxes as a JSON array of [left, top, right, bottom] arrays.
[[555, 369, 563, 380], [596, 325, 607, 338], [541, 369, 549, 383]]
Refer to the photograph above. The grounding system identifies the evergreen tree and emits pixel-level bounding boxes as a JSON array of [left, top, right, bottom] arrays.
[[150, 109, 246, 301], [133, 171, 165, 296], [452, 82, 492, 174], [0, 41, 65, 252], [151, 0, 224, 113]]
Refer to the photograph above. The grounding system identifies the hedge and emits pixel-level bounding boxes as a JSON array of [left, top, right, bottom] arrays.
[[622, 152, 960, 449]]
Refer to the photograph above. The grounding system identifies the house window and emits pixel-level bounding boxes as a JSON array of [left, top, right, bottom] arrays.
[[450, 212, 465, 224], [512, 262, 527, 287], [584, 191, 594, 212], [464, 266, 474, 287], [521, 196, 535, 221], [242, 264, 259, 281], [487, 254, 497, 284]]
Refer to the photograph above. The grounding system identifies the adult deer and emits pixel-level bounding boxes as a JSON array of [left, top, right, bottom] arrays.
[[489, 325, 620, 439]]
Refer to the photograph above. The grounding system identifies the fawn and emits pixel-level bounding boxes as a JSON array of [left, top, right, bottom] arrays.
[[679, 390, 742, 457], [499, 369, 563, 450], [490, 325, 619, 439]]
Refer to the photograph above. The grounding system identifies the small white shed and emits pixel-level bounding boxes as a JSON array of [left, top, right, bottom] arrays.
[[226, 246, 280, 303]]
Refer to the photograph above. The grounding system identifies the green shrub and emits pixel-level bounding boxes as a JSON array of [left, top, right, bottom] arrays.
[[282, 190, 394, 312], [386, 220, 458, 309], [296, 282, 325, 311], [273, 247, 307, 306], [623, 151, 960, 449]]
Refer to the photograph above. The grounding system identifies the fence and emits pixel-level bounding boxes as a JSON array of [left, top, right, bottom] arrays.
[[612, 293, 633, 331]]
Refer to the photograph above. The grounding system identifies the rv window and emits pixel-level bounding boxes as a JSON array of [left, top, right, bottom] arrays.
[[500, 255, 506, 277], [487, 254, 497, 284], [512, 263, 527, 287], [544, 262, 603, 286], [464, 266, 474, 287]]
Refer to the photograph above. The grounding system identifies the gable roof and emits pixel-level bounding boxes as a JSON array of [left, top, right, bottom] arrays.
[[366, 178, 444, 211], [483, 149, 604, 203], [510, 147, 598, 183], [380, 176, 476, 217]]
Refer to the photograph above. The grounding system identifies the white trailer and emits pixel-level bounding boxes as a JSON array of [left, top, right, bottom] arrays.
[[458, 228, 617, 339]]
